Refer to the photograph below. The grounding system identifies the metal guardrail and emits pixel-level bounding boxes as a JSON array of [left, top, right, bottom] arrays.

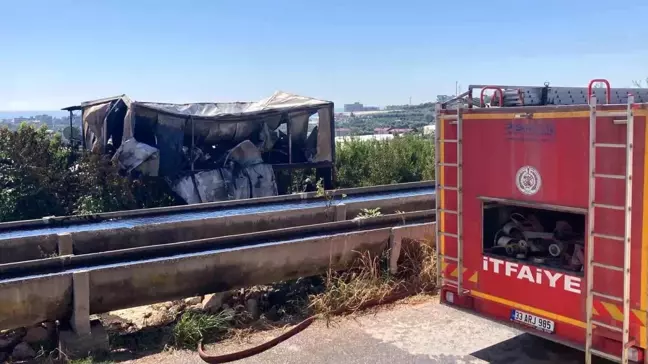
[[0, 181, 434, 232], [0, 183, 435, 264]]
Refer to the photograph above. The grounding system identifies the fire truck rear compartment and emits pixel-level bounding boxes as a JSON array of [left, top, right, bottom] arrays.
[[482, 200, 585, 273]]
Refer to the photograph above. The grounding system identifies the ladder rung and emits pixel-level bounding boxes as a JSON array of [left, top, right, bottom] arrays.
[[442, 279, 471, 294], [439, 232, 459, 238], [438, 254, 458, 262], [443, 278, 459, 285], [592, 320, 623, 333], [437, 209, 458, 214], [613, 119, 628, 125], [592, 232, 625, 241], [597, 111, 628, 118], [593, 173, 625, 180], [592, 202, 625, 211], [438, 163, 459, 167], [437, 185, 458, 191], [439, 139, 458, 143], [592, 262, 624, 272], [590, 348, 622, 362], [441, 115, 458, 120], [594, 143, 626, 148], [592, 290, 623, 302]]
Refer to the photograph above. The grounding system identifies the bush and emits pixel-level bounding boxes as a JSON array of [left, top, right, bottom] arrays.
[[0, 123, 177, 222], [0, 124, 74, 221], [335, 134, 434, 188]]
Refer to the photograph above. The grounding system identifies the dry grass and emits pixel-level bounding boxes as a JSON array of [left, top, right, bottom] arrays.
[[309, 238, 437, 318], [396, 238, 437, 293]]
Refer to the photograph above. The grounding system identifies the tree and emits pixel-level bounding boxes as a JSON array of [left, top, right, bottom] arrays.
[[632, 78, 648, 88], [63, 126, 81, 142]]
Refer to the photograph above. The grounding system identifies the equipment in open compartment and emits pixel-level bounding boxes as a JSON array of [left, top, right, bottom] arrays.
[[483, 202, 584, 272]]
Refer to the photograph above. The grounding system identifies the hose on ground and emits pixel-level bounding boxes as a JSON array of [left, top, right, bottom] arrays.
[[198, 289, 414, 363]]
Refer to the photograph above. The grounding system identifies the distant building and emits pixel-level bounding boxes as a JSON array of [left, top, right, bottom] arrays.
[[373, 127, 413, 135], [344, 102, 380, 113], [344, 102, 365, 112], [336, 134, 394, 144], [389, 128, 413, 134]]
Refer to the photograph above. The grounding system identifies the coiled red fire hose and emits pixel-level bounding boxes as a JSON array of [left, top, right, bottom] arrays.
[[198, 290, 414, 363]]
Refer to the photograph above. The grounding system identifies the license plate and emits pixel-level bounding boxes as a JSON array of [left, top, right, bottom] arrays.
[[510, 309, 555, 333]]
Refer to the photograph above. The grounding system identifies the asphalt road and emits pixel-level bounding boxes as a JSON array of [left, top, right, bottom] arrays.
[[128, 299, 613, 364]]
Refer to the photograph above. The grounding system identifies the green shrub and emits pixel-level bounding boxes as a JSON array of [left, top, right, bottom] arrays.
[[0, 124, 74, 221], [0, 123, 177, 222], [335, 134, 434, 188]]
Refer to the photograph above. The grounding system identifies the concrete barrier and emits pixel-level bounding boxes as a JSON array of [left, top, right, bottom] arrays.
[[0, 194, 434, 264], [0, 222, 433, 331]]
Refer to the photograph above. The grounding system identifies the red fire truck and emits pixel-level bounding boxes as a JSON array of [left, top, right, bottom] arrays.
[[435, 79, 648, 363]]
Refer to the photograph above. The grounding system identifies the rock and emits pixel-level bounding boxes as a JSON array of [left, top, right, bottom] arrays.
[[11, 342, 35, 360], [0, 328, 26, 351], [184, 296, 202, 306], [146, 310, 174, 327], [23, 326, 49, 344], [167, 304, 185, 317], [202, 292, 228, 313], [246, 298, 259, 319], [0, 338, 13, 350], [153, 301, 175, 310], [107, 320, 134, 333], [185, 304, 203, 313]]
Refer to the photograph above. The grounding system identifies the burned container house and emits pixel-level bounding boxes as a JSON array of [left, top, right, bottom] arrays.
[[62, 91, 335, 204]]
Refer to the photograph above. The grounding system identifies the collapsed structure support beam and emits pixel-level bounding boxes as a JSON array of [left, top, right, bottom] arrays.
[[329, 104, 336, 188], [68, 110, 74, 147], [316, 167, 334, 190]]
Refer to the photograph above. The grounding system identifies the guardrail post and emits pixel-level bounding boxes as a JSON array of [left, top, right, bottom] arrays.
[[59, 270, 109, 358], [71, 270, 90, 335], [57, 233, 74, 256], [335, 203, 347, 221], [389, 227, 403, 275]]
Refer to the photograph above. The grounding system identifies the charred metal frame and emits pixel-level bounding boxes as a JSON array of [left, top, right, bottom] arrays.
[[62, 99, 337, 190]]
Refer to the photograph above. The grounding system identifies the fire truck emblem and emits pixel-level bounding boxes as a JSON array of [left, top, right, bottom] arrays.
[[515, 166, 541, 195]]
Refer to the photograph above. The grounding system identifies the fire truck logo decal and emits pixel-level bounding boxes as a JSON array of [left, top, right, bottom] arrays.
[[515, 166, 542, 196], [506, 120, 555, 142], [483, 257, 581, 294]]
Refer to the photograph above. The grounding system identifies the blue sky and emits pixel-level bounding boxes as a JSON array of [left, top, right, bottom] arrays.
[[1, 0, 646, 110]]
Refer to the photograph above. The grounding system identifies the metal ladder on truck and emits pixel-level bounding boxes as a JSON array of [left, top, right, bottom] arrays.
[[585, 87, 635, 363], [434, 104, 465, 295]]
